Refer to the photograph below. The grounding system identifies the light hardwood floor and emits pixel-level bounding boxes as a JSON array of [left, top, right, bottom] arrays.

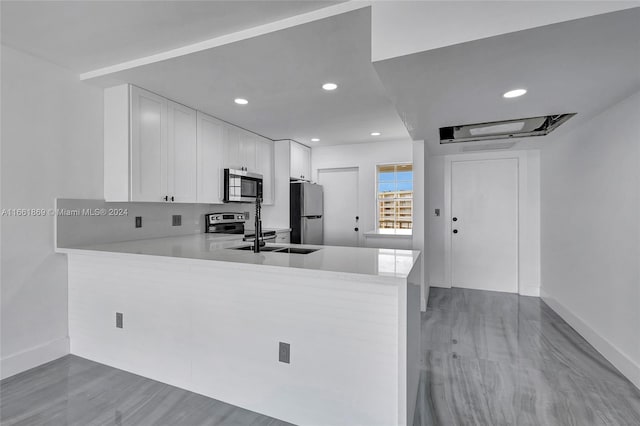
[[2, 288, 639, 425], [415, 288, 640, 425]]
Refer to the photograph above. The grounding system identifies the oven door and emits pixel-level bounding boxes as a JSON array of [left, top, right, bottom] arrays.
[[224, 169, 263, 202]]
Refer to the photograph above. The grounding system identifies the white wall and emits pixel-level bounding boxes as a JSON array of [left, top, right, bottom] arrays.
[[1, 46, 104, 378], [415, 141, 428, 309], [311, 140, 413, 243], [540, 91, 640, 389], [427, 150, 541, 296]]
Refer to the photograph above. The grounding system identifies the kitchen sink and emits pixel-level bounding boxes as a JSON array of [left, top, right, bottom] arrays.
[[273, 247, 319, 255], [230, 245, 319, 255], [232, 245, 284, 252]]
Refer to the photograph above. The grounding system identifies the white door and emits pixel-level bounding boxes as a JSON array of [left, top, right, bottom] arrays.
[[451, 158, 518, 293], [318, 168, 359, 247], [167, 101, 197, 202], [130, 86, 167, 202]]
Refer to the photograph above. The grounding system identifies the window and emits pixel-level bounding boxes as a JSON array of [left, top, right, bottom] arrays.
[[377, 164, 413, 229]]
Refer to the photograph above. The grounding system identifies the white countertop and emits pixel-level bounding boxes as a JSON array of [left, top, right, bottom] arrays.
[[364, 229, 413, 237], [58, 233, 420, 280]]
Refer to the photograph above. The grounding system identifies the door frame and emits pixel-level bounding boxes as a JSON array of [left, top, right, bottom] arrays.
[[317, 167, 360, 247], [444, 151, 530, 293]]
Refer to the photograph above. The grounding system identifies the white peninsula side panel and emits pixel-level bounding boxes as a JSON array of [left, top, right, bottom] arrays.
[[68, 252, 420, 426]]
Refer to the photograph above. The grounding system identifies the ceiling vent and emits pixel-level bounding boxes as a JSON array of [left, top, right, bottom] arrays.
[[439, 113, 575, 144], [462, 142, 516, 152]]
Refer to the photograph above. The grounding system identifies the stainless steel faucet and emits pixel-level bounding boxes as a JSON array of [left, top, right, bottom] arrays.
[[253, 197, 264, 253]]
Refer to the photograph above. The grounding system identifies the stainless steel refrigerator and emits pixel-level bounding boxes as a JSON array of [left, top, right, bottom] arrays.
[[290, 182, 323, 245]]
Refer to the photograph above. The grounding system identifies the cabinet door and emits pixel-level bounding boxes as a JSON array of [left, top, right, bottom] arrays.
[[255, 137, 274, 205], [196, 112, 224, 204], [130, 86, 168, 202], [222, 125, 242, 170], [290, 141, 303, 179], [300, 144, 311, 181], [239, 131, 257, 172], [290, 141, 311, 180], [167, 101, 197, 203]]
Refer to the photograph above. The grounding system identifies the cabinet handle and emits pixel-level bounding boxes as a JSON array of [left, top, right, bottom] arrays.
[[171, 196, 175, 202], [163, 195, 168, 202]]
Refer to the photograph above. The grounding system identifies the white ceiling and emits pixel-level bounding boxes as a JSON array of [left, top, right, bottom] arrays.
[[373, 8, 640, 155], [0, 0, 341, 73], [85, 7, 410, 146], [370, 1, 640, 61]]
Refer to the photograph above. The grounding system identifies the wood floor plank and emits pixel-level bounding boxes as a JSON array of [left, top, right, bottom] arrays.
[[417, 287, 640, 426]]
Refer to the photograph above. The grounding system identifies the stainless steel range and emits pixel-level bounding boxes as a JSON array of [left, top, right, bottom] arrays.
[[204, 212, 276, 244], [204, 212, 246, 234]]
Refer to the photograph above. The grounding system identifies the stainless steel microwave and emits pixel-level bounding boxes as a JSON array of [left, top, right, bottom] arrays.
[[223, 169, 263, 203]]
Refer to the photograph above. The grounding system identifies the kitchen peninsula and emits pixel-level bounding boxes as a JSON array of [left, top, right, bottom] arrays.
[[57, 233, 422, 426]]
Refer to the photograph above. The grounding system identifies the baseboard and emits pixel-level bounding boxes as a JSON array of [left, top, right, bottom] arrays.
[[429, 283, 451, 289], [541, 290, 640, 391], [518, 283, 540, 297], [1, 337, 70, 380]]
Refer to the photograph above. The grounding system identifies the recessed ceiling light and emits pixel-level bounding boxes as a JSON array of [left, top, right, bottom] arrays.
[[322, 83, 338, 91], [503, 89, 527, 98], [311, 138, 320, 142], [370, 132, 381, 136], [234, 98, 248, 105]]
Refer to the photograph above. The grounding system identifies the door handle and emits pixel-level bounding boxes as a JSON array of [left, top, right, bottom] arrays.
[[452, 217, 458, 222], [354, 227, 359, 232], [453, 229, 458, 234]]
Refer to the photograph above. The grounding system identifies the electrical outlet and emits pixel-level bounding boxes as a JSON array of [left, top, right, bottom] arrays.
[[116, 312, 123, 328], [135, 216, 142, 228], [279, 342, 290, 364], [172, 215, 182, 226]]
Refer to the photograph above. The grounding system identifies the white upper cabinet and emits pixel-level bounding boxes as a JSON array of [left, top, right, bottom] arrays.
[[130, 86, 168, 202], [196, 112, 224, 204], [222, 126, 257, 172], [290, 140, 311, 181], [104, 84, 274, 205], [167, 100, 197, 203], [223, 126, 274, 204], [106, 85, 197, 203], [255, 136, 274, 205]]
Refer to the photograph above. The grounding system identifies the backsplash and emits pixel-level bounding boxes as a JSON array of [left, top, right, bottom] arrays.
[[55, 198, 251, 248]]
